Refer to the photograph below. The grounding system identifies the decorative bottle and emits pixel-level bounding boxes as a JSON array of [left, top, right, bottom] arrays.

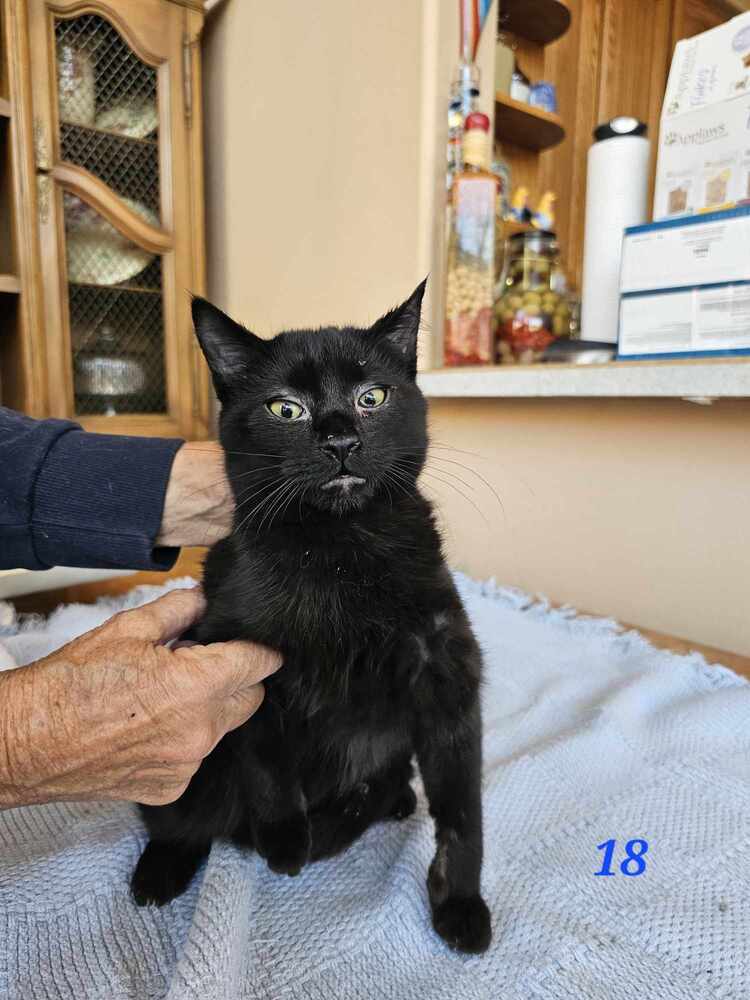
[[444, 112, 496, 366], [446, 62, 480, 193]]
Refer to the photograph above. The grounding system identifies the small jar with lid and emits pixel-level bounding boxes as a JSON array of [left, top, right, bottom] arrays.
[[494, 231, 571, 364]]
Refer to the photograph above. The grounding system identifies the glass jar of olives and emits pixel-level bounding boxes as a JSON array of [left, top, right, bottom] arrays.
[[494, 231, 572, 364]]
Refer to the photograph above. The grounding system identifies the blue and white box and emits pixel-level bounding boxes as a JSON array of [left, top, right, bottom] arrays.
[[618, 205, 750, 359]]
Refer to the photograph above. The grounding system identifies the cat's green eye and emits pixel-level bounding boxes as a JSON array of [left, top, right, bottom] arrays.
[[358, 386, 388, 408], [267, 399, 305, 420]]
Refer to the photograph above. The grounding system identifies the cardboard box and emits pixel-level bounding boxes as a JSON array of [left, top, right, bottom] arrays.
[[654, 11, 750, 220], [618, 206, 750, 360]]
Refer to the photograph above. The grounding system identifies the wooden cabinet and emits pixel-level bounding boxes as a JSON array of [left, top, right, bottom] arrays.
[[0, 0, 211, 438]]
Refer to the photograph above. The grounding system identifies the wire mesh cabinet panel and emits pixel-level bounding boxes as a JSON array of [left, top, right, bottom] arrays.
[[27, 0, 210, 437]]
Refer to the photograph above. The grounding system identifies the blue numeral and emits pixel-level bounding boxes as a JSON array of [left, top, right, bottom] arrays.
[[621, 838, 648, 876], [594, 838, 617, 876], [595, 838, 648, 876]]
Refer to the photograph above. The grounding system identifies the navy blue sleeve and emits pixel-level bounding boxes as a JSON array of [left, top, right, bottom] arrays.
[[0, 407, 183, 571]]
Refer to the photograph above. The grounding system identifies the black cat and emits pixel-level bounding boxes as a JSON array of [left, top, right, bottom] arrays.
[[131, 281, 492, 954]]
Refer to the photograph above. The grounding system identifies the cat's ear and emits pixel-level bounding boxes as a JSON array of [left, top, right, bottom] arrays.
[[191, 297, 265, 402], [369, 278, 427, 376]]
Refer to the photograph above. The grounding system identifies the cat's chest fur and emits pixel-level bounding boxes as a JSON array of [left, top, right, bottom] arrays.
[[198, 498, 456, 729], [201, 499, 446, 651]]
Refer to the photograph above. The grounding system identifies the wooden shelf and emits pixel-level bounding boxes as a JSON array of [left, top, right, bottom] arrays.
[[495, 93, 565, 151], [499, 0, 571, 45], [0, 98, 11, 119], [0, 274, 21, 294], [417, 358, 750, 401], [60, 119, 157, 147], [69, 280, 161, 296]]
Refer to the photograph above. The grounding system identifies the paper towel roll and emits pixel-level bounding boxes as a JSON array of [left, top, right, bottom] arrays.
[[581, 121, 651, 344]]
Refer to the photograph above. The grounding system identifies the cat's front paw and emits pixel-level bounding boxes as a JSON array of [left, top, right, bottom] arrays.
[[131, 840, 207, 907], [432, 894, 492, 954], [255, 813, 311, 876]]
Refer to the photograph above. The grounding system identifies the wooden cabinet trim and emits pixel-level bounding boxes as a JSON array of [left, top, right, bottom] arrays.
[[184, 5, 211, 437], [79, 413, 183, 436], [44, 0, 174, 66], [3, 0, 49, 415], [51, 163, 173, 252]]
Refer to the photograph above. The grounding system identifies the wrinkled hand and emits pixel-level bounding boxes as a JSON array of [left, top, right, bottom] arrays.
[[0, 588, 280, 808]]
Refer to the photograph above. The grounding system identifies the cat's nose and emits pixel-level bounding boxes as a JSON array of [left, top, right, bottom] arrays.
[[320, 433, 361, 465]]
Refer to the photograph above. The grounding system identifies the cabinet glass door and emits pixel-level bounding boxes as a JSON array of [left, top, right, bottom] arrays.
[[52, 12, 168, 418]]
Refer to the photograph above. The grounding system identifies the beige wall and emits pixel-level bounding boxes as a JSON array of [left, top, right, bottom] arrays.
[[201, 0, 426, 334], [427, 398, 750, 655], [203, 2, 750, 656]]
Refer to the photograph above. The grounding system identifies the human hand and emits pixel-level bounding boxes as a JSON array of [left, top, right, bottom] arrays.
[[0, 588, 280, 808], [157, 441, 233, 548]]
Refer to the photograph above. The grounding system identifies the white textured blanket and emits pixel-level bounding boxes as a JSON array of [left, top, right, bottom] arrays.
[[1, 576, 748, 1000]]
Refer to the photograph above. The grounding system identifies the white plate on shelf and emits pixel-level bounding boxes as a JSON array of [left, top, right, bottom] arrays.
[[64, 192, 159, 286], [96, 99, 158, 140]]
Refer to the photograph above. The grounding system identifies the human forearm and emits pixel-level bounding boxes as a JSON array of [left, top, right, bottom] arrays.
[[1, 406, 230, 567], [157, 441, 233, 548], [0, 659, 86, 808], [0, 666, 39, 808], [0, 406, 184, 571]]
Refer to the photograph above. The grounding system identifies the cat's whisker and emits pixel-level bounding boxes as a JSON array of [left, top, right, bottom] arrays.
[[392, 452, 507, 522], [396, 458, 477, 496], [252, 476, 305, 534], [182, 465, 282, 503], [380, 473, 395, 511], [394, 456, 478, 491], [233, 475, 284, 513], [243, 478, 294, 534], [232, 478, 288, 537], [233, 470, 281, 494], [231, 464, 284, 475], [256, 478, 302, 536], [297, 485, 308, 522], [391, 442, 484, 460], [255, 492, 282, 537], [418, 472, 492, 530], [384, 463, 415, 490], [388, 458, 492, 529], [278, 480, 306, 527], [380, 475, 398, 509], [381, 468, 415, 502], [425, 456, 506, 521], [185, 447, 286, 460]]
